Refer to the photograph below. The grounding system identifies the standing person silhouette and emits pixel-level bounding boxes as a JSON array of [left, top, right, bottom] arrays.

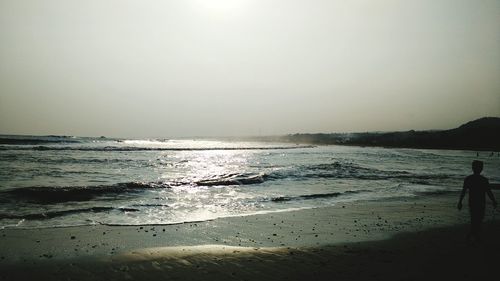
[[457, 160, 497, 243]]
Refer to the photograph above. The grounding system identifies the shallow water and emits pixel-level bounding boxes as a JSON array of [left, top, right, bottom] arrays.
[[0, 135, 498, 228]]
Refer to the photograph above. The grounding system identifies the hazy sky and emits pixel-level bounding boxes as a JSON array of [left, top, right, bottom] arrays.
[[0, 0, 499, 137]]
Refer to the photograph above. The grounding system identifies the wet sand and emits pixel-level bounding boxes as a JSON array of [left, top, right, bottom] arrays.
[[1, 192, 499, 280]]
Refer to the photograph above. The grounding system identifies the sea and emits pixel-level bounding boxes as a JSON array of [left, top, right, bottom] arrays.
[[1, 135, 499, 229]]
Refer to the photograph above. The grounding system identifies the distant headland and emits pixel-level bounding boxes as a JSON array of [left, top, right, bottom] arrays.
[[264, 117, 500, 151]]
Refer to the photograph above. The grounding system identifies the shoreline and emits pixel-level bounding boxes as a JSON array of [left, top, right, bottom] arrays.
[[1, 192, 499, 280]]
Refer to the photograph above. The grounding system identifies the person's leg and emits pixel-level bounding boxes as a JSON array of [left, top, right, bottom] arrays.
[[468, 209, 475, 243], [475, 207, 485, 242], [470, 207, 485, 242]]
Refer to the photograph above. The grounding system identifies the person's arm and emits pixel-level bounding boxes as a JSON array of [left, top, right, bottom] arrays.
[[458, 180, 467, 210], [486, 179, 498, 209]]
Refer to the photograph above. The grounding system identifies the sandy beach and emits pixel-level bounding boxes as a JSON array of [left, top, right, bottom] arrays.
[[1, 191, 499, 281]]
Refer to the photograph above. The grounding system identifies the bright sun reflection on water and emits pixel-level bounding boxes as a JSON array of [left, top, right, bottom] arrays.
[[181, 150, 250, 183], [153, 150, 256, 223]]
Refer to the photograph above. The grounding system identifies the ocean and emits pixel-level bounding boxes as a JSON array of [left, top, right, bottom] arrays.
[[0, 135, 499, 229]]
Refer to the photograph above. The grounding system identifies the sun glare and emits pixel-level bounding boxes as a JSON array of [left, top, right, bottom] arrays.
[[192, 0, 250, 19]]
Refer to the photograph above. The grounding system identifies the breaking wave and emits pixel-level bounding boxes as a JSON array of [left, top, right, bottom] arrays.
[[0, 136, 81, 145], [0, 173, 270, 204], [270, 190, 371, 202], [196, 173, 268, 186], [0, 145, 314, 152], [268, 161, 456, 183], [0, 182, 170, 204], [0, 206, 138, 220]]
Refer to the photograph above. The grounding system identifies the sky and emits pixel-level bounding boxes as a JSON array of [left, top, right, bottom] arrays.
[[0, 0, 499, 138]]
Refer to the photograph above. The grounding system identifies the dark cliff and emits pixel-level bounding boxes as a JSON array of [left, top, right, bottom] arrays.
[[281, 117, 500, 151]]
